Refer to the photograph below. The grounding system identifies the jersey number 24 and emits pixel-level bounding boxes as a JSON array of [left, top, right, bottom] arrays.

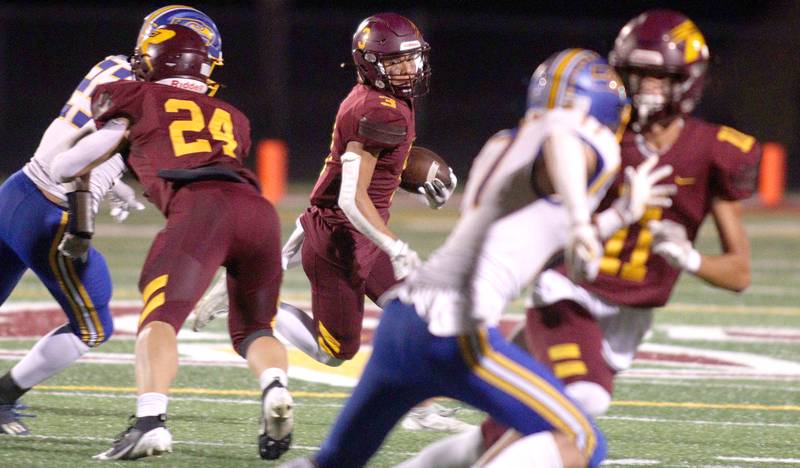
[[165, 98, 238, 158]]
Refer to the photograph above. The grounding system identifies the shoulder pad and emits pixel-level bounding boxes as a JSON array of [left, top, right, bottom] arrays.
[[357, 115, 408, 147]]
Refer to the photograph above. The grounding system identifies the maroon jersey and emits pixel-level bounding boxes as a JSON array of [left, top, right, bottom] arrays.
[[579, 118, 761, 307], [91, 81, 258, 214], [308, 84, 415, 223]]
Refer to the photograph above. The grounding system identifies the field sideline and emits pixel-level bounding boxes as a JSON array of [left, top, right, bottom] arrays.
[[1, 187, 799, 466]]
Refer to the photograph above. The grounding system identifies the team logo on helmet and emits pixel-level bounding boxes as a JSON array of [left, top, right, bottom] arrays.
[[669, 20, 706, 63]]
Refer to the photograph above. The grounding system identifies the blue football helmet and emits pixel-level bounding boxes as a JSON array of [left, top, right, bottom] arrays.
[[137, 5, 222, 67], [528, 49, 630, 136]]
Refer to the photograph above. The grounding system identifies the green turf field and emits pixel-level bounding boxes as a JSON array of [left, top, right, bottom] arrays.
[[1, 186, 799, 466]]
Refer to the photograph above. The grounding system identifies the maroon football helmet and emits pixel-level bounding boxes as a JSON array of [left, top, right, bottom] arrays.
[[608, 10, 709, 130], [131, 24, 213, 88], [351, 12, 431, 99]]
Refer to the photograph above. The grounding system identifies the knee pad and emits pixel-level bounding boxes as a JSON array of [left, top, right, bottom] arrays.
[[565, 381, 611, 417]]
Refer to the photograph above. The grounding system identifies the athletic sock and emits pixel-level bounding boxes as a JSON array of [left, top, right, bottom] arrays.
[[259, 368, 288, 391], [9, 324, 89, 390], [136, 392, 168, 418]]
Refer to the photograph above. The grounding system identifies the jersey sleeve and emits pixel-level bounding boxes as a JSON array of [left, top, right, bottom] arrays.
[[91, 82, 145, 128], [710, 125, 761, 201], [352, 104, 408, 152], [58, 55, 133, 130]]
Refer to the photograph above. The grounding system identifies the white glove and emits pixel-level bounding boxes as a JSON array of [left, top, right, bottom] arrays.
[[649, 219, 701, 272], [564, 223, 602, 283], [386, 239, 421, 280], [611, 157, 676, 225], [415, 168, 458, 209], [281, 217, 305, 270], [108, 180, 145, 222], [58, 233, 90, 262], [192, 271, 229, 331]]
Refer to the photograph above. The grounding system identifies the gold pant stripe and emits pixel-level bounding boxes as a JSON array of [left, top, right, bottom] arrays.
[[548, 343, 581, 361], [142, 274, 169, 305], [139, 292, 166, 326], [64, 253, 102, 343], [458, 334, 572, 436], [317, 321, 341, 354], [47, 212, 90, 340], [317, 336, 336, 358], [479, 334, 596, 458], [462, 331, 596, 458], [554, 360, 589, 379]]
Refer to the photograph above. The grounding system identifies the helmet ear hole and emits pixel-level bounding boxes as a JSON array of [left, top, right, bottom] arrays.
[[364, 53, 377, 63]]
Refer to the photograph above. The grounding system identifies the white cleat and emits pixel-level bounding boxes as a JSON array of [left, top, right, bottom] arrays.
[[192, 272, 229, 331], [259, 380, 294, 460], [401, 403, 477, 432], [94, 417, 172, 460]]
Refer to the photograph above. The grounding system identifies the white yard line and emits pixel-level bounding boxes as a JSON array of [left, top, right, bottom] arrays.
[[716, 456, 800, 464]]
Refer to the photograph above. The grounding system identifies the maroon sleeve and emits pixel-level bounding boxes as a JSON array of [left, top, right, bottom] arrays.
[[351, 103, 408, 152], [91, 82, 145, 128], [710, 125, 761, 201]]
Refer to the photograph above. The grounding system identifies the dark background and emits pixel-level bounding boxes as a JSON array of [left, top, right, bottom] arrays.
[[1, 1, 798, 186]]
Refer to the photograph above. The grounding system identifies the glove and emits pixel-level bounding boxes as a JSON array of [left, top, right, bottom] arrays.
[[281, 217, 305, 270], [386, 239, 421, 280], [564, 223, 602, 283], [649, 219, 701, 272], [192, 271, 229, 331], [611, 157, 676, 225], [108, 180, 145, 222], [415, 168, 458, 209], [58, 233, 90, 262]]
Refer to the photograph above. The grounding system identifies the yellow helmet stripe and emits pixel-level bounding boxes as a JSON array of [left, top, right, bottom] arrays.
[[546, 48, 583, 109]]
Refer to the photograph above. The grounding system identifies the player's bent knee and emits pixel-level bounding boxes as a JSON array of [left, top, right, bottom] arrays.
[[565, 381, 611, 417]]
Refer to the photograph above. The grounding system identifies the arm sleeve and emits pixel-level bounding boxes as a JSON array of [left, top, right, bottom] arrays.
[[543, 129, 592, 226], [711, 126, 761, 201], [51, 119, 129, 182]]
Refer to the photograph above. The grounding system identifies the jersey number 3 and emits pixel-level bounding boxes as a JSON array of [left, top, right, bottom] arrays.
[[164, 98, 238, 158]]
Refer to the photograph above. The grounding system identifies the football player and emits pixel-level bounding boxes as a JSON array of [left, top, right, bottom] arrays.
[[279, 48, 664, 468], [197, 11, 453, 361], [50, 25, 292, 461], [195, 11, 467, 432], [0, 4, 220, 436], [403, 10, 761, 467]]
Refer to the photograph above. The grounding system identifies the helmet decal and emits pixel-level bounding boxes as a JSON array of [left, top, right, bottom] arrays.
[[669, 20, 706, 63]]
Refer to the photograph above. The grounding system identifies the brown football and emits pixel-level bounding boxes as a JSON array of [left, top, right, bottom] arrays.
[[400, 146, 452, 192]]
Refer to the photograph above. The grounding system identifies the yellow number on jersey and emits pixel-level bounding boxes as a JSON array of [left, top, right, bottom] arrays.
[[716, 126, 755, 154], [164, 98, 238, 158], [165, 99, 211, 156], [208, 108, 237, 157], [599, 207, 663, 282], [379, 96, 397, 109]]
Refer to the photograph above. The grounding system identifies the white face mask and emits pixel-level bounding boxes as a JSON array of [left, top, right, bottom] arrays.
[[629, 73, 671, 127]]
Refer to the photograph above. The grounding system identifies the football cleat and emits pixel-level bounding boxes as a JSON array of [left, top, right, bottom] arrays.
[[0, 402, 34, 435], [259, 379, 294, 460], [192, 271, 229, 331], [401, 402, 476, 432], [94, 415, 172, 461]]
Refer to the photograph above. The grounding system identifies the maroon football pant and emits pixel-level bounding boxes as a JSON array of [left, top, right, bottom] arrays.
[[138, 181, 282, 357], [300, 222, 397, 360], [482, 300, 614, 449]]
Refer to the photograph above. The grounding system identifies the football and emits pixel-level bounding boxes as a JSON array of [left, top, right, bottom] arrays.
[[400, 146, 452, 192]]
